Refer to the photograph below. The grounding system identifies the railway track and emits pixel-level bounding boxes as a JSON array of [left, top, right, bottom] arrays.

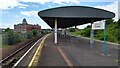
[[0, 36, 42, 68]]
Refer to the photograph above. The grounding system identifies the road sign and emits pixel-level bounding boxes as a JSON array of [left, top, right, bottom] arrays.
[[92, 21, 105, 30]]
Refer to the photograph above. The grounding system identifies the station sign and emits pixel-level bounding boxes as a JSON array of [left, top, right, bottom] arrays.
[[92, 21, 105, 30]]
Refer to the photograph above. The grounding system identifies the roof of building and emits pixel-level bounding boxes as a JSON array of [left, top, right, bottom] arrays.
[[38, 6, 115, 28], [22, 18, 28, 25], [14, 19, 41, 27]]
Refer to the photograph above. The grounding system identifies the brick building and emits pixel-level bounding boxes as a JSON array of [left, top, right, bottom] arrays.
[[14, 18, 41, 33]]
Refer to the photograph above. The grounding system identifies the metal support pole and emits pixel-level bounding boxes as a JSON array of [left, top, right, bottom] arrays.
[[103, 20, 107, 56], [54, 19, 57, 43], [75, 26, 77, 32], [90, 22, 94, 48]]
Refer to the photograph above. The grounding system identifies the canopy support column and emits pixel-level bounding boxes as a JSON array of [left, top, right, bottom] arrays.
[[103, 20, 107, 56], [90, 22, 94, 48], [54, 19, 57, 43]]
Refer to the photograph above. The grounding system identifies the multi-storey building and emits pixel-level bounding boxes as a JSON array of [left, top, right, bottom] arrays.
[[14, 18, 41, 33]]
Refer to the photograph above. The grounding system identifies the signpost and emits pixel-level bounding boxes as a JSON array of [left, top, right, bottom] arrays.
[[90, 23, 94, 48], [103, 20, 106, 56], [92, 21, 105, 30], [91, 20, 106, 56]]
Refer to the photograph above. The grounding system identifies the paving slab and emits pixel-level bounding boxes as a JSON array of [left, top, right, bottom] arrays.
[[37, 33, 119, 67]]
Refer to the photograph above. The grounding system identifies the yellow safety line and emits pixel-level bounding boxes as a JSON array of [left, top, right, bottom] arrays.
[[28, 34, 50, 68]]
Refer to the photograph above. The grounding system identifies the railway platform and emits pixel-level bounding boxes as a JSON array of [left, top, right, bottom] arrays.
[[6, 33, 119, 67], [36, 33, 118, 66]]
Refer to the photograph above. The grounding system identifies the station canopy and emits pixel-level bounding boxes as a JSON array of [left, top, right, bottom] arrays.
[[38, 6, 115, 28]]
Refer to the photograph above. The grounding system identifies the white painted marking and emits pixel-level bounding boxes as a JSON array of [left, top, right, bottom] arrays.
[[13, 36, 44, 68]]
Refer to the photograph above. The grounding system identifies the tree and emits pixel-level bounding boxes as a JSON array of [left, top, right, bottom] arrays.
[[32, 30, 38, 37], [4, 28, 11, 33], [80, 26, 91, 37], [69, 28, 76, 32], [3, 28, 23, 45], [118, 19, 120, 43], [14, 32, 22, 43], [27, 31, 33, 39], [105, 19, 114, 25], [2, 28, 14, 45]]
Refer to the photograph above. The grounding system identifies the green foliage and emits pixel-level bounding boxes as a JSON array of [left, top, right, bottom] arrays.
[[2, 28, 15, 45], [27, 31, 33, 39], [2, 28, 40, 45], [2, 28, 23, 45], [41, 29, 50, 35], [14, 32, 22, 43], [4, 28, 11, 33], [32, 30, 38, 37], [69, 28, 76, 32], [94, 19, 119, 43], [117, 19, 120, 43], [69, 19, 119, 44], [80, 26, 91, 37], [105, 19, 114, 25], [94, 30, 104, 40]]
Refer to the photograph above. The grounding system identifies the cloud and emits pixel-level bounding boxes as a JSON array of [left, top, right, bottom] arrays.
[[0, 0, 28, 10], [20, 11, 38, 17], [19, 0, 81, 5], [53, 0, 80, 5], [118, 1, 120, 19], [78, 1, 119, 29], [18, 3, 29, 9], [0, 0, 118, 10], [19, 0, 52, 4], [95, 1, 118, 21], [77, 23, 91, 29], [0, 0, 19, 10], [77, 0, 118, 2], [19, 0, 118, 4], [48, 5, 52, 8]]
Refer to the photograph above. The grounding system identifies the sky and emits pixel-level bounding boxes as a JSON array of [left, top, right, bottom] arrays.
[[0, 0, 119, 29]]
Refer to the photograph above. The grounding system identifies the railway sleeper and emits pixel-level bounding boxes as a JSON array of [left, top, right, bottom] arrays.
[[2, 58, 16, 68]]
